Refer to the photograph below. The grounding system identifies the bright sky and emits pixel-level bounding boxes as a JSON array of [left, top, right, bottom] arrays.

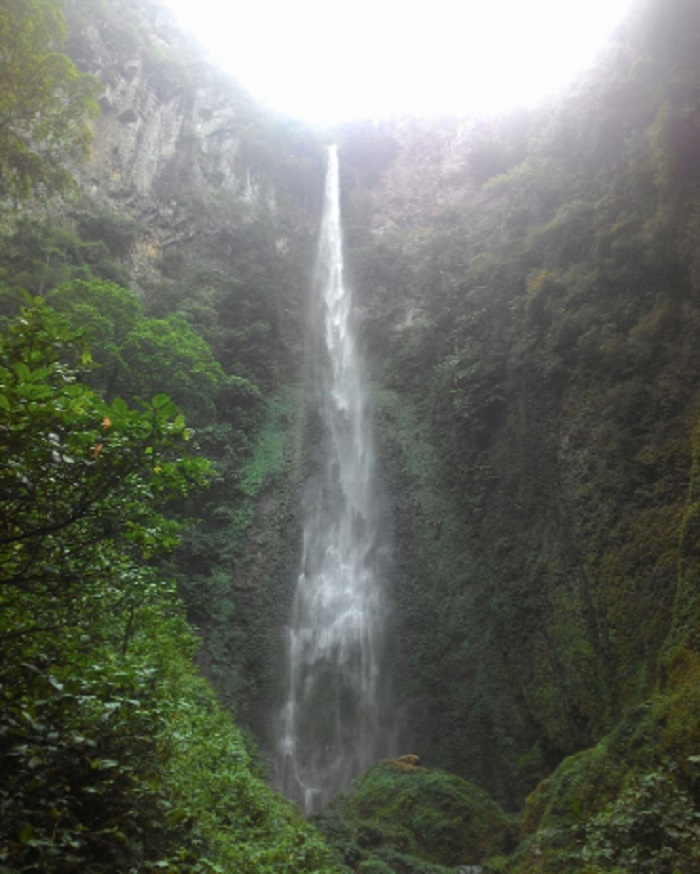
[[161, 0, 634, 125]]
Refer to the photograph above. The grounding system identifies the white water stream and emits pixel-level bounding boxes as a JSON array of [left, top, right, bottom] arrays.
[[277, 145, 388, 814]]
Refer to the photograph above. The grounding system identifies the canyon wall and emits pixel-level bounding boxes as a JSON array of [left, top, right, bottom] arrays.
[[338, 0, 700, 809]]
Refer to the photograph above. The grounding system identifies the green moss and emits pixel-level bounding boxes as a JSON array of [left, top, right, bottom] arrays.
[[221, 384, 304, 547], [316, 762, 514, 872], [179, 383, 307, 729], [357, 859, 395, 874], [373, 384, 474, 585], [368, 415, 479, 784], [503, 662, 700, 872]]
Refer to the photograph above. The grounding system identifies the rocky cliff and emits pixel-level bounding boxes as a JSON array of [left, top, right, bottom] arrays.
[[64, 0, 324, 304]]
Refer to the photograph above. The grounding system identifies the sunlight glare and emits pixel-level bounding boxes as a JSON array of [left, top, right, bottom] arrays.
[[161, 0, 633, 123]]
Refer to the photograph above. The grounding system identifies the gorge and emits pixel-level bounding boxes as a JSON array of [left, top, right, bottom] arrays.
[[2, 0, 700, 871]]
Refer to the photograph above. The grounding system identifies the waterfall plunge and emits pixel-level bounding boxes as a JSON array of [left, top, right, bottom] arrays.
[[277, 145, 390, 814]]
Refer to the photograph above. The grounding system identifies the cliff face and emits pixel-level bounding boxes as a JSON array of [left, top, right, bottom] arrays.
[[65, 0, 324, 295], [339, 0, 700, 811]]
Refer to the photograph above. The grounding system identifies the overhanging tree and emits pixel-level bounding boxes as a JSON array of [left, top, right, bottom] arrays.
[[0, 298, 211, 640]]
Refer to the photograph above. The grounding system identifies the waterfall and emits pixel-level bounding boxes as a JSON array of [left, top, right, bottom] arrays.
[[277, 145, 389, 814]]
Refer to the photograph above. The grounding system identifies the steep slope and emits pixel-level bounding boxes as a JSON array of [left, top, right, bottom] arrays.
[[339, 0, 700, 820]]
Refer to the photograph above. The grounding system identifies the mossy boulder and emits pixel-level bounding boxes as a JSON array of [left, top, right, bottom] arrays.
[[315, 761, 515, 872]]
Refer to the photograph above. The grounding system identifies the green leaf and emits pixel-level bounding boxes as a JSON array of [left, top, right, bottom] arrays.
[[13, 362, 31, 381]]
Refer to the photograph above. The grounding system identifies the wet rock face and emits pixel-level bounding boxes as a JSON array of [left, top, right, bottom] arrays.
[[66, 4, 276, 224], [82, 56, 230, 203], [60, 0, 321, 290]]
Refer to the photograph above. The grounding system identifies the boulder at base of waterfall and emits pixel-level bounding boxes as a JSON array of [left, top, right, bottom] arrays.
[[314, 761, 516, 871]]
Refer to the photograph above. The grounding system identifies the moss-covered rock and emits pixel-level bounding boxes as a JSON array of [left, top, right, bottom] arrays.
[[315, 761, 515, 872]]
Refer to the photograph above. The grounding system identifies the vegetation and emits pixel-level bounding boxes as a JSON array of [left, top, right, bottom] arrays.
[[338, 0, 700, 868], [4, 0, 700, 869], [315, 761, 514, 872], [0, 2, 338, 868], [0, 300, 338, 871], [0, 0, 100, 198]]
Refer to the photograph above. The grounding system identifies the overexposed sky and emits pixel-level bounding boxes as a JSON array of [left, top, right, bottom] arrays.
[[161, 0, 633, 124]]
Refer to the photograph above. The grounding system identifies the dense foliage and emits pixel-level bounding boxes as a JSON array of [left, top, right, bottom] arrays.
[[54, 0, 327, 739], [1, 295, 207, 610], [0, 300, 338, 871], [0, 0, 99, 198], [0, 84, 320, 754], [315, 761, 514, 872]]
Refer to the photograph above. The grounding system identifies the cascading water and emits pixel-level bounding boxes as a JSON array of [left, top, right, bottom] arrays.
[[277, 145, 389, 814]]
